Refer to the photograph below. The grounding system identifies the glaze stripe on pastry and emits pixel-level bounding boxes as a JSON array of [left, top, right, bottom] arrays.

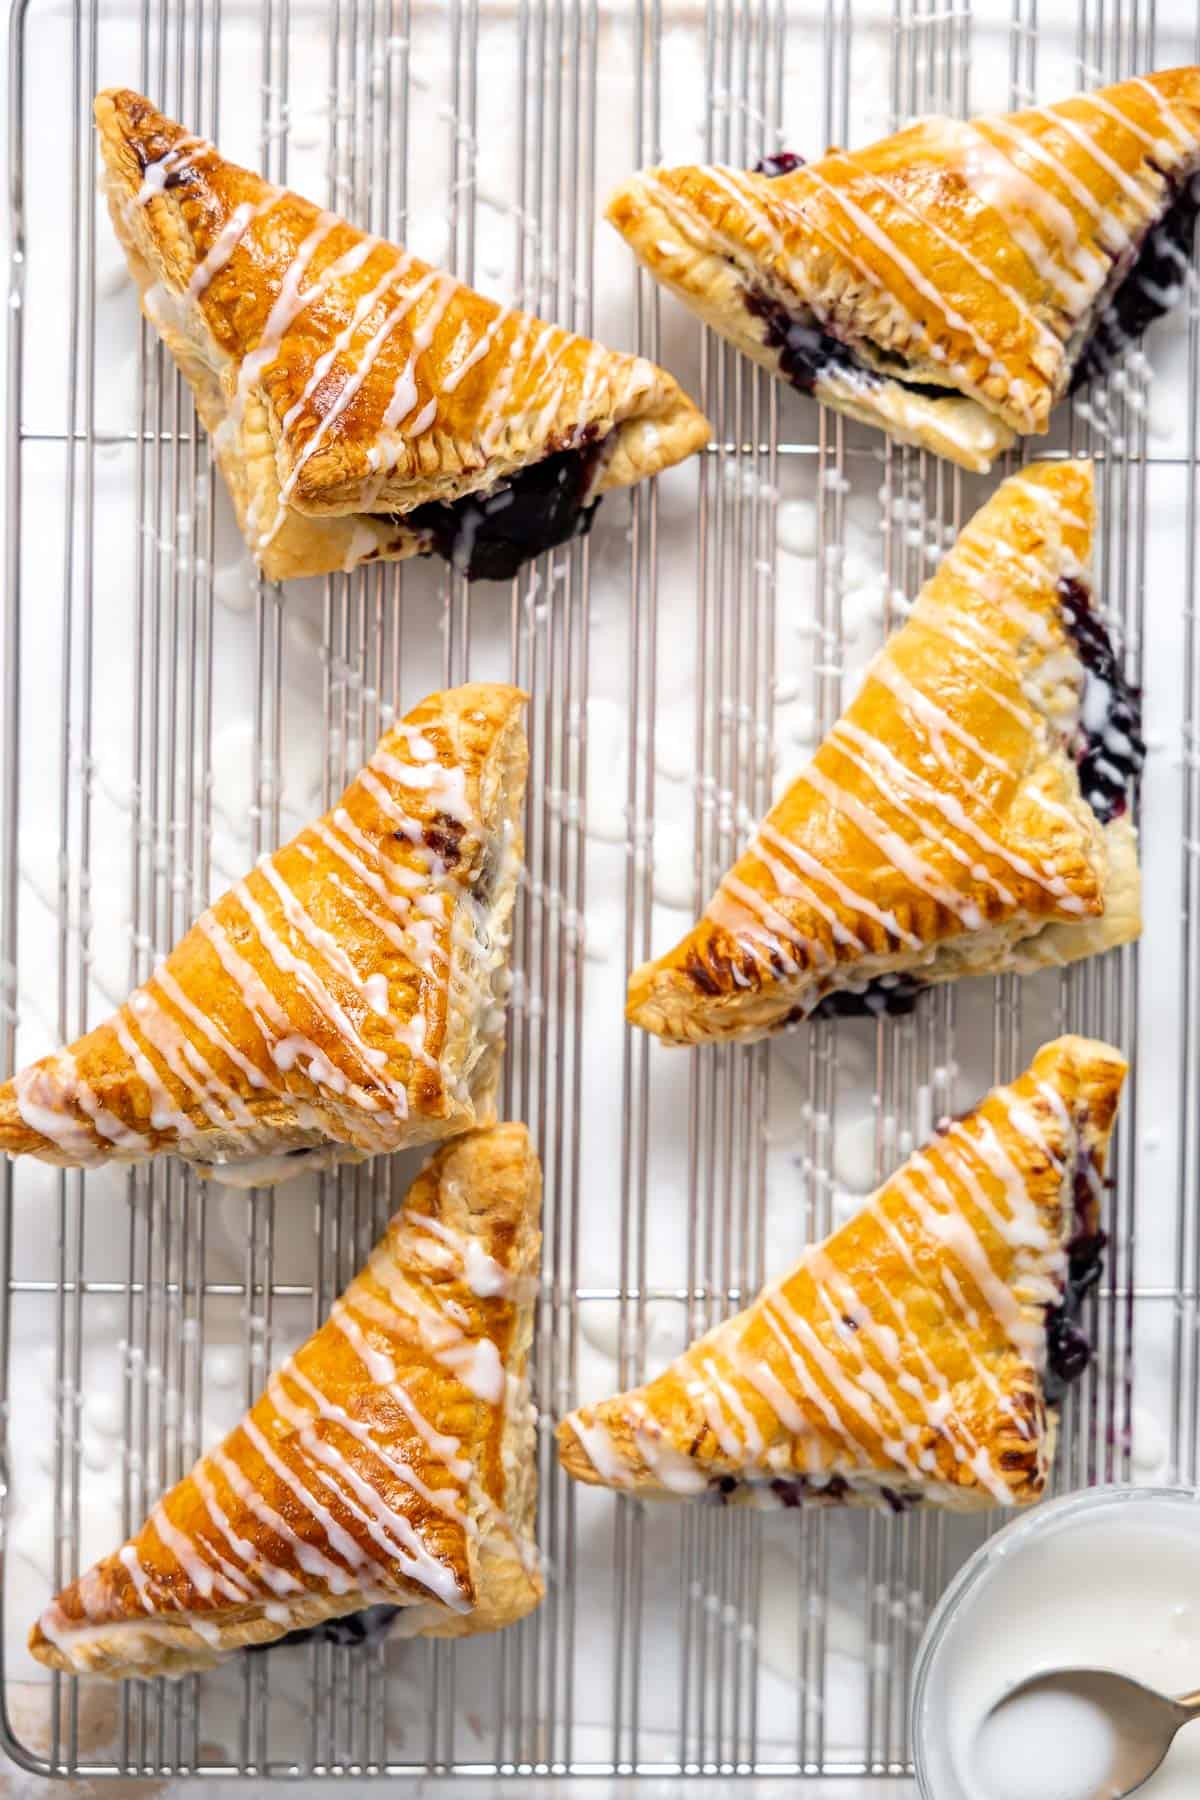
[[94, 89, 711, 584], [606, 68, 1200, 470], [627, 461, 1142, 1045], [0, 684, 527, 1184], [30, 1125, 542, 1676], [559, 1037, 1125, 1512]]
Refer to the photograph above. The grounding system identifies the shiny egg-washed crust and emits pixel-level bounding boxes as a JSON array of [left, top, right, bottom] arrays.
[[559, 1037, 1126, 1511], [627, 463, 1142, 1046], [30, 1124, 543, 1676], [607, 69, 1200, 470], [94, 90, 711, 582], [0, 684, 527, 1182]]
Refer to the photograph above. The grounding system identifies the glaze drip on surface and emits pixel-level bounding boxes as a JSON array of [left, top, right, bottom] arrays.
[[402, 439, 608, 582], [1070, 173, 1200, 392], [1056, 576, 1145, 823]]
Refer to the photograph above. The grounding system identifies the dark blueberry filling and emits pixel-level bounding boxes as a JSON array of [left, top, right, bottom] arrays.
[[708, 1471, 916, 1512], [809, 972, 926, 1021], [1043, 1160, 1109, 1404], [770, 1474, 852, 1507], [1070, 174, 1200, 393], [1056, 577, 1145, 824], [401, 439, 607, 583], [1044, 1236, 1106, 1402], [709, 1472, 850, 1507], [744, 286, 950, 401], [248, 1603, 402, 1654], [754, 150, 806, 178]]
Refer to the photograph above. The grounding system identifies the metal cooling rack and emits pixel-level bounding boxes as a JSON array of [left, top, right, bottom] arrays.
[[2, 0, 1200, 1782]]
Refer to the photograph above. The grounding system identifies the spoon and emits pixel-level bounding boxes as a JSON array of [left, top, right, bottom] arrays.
[[982, 1668, 1200, 1799]]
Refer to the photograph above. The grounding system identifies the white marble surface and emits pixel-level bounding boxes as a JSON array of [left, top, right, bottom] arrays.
[[1, 0, 1197, 1789]]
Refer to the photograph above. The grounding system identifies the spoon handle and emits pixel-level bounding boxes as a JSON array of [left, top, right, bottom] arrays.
[[1174, 1688, 1200, 1715]]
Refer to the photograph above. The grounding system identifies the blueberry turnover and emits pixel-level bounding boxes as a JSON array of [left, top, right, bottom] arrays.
[[606, 69, 1200, 471], [626, 462, 1142, 1045], [31, 1125, 542, 1675], [0, 686, 526, 1185], [560, 1037, 1126, 1512], [94, 89, 710, 583]]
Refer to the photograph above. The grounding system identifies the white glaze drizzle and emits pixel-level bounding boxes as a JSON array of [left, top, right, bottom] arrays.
[[135, 136, 212, 205], [186, 195, 280, 299]]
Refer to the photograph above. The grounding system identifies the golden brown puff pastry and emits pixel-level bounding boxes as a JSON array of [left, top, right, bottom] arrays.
[[94, 89, 711, 584], [560, 1036, 1125, 1512], [607, 68, 1200, 471], [627, 462, 1142, 1046], [30, 1124, 542, 1677], [0, 684, 526, 1185]]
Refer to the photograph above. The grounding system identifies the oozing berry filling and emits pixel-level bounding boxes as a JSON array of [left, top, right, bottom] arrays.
[[754, 150, 806, 178], [1044, 1237, 1107, 1401], [809, 972, 926, 1021], [1070, 174, 1200, 392], [250, 1603, 402, 1653], [402, 438, 608, 582], [744, 287, 951, 401], [1056, 577, 1145, 824], [1043, 1164, 1108, 1404], [709, 1471, 915, 1511]]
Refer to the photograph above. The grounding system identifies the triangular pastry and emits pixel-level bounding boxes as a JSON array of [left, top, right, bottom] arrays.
[[627, 462, 1142, 1045], [31, 1124, 543, 1676], [607, 68, 1200, 470], [560, 1037, 1125, 1512], [94, 89, 711, 583], [0, 684, 526, 1185]]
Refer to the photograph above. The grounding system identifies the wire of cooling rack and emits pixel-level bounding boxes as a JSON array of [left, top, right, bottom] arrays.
[[2, 0, 1200, 1782]]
